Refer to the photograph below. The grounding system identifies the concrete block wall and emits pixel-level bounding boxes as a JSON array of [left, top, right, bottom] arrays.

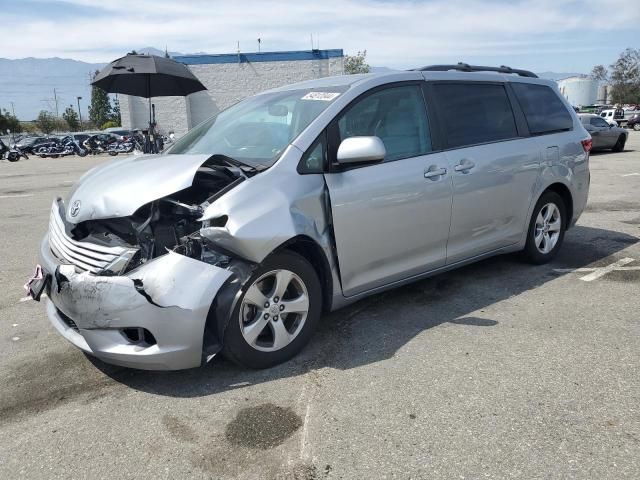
[[121, 51, 344, 136], [120, 94, 191, 136], [188, 56, 344, 126]]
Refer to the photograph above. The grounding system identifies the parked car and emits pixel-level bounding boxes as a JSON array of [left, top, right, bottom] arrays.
[[627, 112, 640, 131], [27, 65, 591, 370], [578, 114, 628, 151], [103, 129, 131, 141], [600, 108, 626, 126]]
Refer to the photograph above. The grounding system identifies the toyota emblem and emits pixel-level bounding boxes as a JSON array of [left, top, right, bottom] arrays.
[[70, 200, 81, 217]]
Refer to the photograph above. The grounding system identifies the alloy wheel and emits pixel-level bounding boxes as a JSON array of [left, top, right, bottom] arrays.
[[239, 269, 310, 352], [534, 203, 561, 254]]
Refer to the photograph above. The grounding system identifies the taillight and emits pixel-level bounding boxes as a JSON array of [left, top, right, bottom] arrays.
[[581, 138, 592, 153]]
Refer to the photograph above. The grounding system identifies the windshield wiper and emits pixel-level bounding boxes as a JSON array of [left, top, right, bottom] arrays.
[[206, 154, 266, 174]]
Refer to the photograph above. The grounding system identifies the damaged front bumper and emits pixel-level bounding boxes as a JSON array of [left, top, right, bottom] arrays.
[[38, 235, 232, 370]]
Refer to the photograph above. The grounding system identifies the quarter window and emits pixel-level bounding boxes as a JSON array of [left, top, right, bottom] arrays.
[[511, 83, 573, 135], [433, 83, 518, 148], [337, 85, 432, 162]]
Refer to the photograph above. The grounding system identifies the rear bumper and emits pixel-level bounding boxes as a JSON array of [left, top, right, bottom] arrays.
[[39, 235, 232, 370]]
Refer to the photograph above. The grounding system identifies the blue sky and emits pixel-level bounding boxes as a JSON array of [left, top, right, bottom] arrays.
[[2, 0, 639, 73]]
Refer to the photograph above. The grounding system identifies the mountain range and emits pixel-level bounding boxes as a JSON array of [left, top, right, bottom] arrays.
[[0, 49, 585, 120]]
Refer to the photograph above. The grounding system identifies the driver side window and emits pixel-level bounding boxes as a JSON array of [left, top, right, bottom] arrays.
[[591, 117, 609, 128], [336, 85, 432, 163]]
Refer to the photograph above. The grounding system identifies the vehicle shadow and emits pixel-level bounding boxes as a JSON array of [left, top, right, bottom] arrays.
[[93, 225, 638, 397]]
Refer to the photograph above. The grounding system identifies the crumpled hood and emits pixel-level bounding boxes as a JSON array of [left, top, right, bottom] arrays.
[[64, 153, 211, 223]]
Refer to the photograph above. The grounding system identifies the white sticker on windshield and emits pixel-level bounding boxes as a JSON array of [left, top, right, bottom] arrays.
[[301, 92, 340, 101]]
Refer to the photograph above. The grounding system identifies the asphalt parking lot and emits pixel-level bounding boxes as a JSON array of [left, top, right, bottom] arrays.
[[1, 136, 639, 479]]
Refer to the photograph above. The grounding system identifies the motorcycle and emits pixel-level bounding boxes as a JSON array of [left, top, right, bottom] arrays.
[[83, 134, 119, 155], [37, 136, 88, 157], [0, 138, 29, 162]]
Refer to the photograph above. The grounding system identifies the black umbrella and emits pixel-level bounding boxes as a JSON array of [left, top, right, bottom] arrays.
[[92, 55, 207, 149]]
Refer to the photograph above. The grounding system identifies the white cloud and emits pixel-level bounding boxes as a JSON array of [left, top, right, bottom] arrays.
[[4, 0, 639, 68]]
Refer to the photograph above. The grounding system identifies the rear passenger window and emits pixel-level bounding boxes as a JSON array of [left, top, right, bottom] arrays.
[[511, 83, 573, 135], [433, 83, 518, 148], [337, 85, 432, 162]]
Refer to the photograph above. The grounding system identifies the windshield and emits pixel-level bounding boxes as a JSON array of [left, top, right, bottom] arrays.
[[167, 86, 348, 167]]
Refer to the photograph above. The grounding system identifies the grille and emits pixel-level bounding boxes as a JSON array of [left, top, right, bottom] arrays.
[[48, 201, 133, 274]]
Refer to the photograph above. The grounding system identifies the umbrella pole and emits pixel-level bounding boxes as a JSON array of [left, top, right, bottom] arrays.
[[148, 75, 155, 153]]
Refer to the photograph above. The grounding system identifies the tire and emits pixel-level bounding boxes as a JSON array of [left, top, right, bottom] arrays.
[[77, 150, 88, 157], [522, 191, 566, 265], [222, 250, 322, 369], [612, 135, 626, 152], [633, 124, 640, 131], [108, 151, 118, 156]]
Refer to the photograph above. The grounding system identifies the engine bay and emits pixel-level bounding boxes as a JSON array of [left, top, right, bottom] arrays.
[[69, 158, 250, 273]]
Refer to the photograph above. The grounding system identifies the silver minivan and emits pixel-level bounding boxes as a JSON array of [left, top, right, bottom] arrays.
[[27, 64, 591, 370]]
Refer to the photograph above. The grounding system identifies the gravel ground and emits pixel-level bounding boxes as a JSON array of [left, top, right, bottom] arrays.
[[0, 134, 639, 479]]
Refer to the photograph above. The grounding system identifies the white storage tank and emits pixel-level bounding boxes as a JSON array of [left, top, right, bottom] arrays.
[[557, 77, 599, 107]]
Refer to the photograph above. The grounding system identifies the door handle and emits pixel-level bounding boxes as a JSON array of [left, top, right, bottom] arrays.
[[424, 167, 447, 179], [454, 160, 475, 173]]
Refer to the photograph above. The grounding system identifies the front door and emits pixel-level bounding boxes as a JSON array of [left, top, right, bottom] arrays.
[[589, 115, 616, 148], [324, 83, 452, 297]]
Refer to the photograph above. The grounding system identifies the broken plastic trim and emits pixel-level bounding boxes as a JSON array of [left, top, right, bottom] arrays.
[[132, 279, 166, 308]]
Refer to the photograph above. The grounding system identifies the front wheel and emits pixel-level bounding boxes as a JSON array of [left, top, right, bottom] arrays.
[[522, 191, 566, 264], [612, 135, 626, 152], [222, 251, 322, 368], [633, 124, 640, 131]]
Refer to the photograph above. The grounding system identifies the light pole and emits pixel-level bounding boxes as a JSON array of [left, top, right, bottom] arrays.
[[76, 96, 83, 129]]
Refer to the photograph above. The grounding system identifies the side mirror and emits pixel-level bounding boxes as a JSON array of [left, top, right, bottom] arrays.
[[609, 123, 614, 128], [336, 136, 386, 165]]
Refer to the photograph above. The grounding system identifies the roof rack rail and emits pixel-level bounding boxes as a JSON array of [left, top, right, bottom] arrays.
[[412, 62, 538, 78]]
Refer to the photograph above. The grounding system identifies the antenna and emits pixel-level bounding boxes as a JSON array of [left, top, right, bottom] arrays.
[[310, 34, 313, 51], [257, 38, 261, 53], [237, 41, 241, 63]]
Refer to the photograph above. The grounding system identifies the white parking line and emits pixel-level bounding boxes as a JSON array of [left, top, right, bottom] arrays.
[[622, 173, 640, 177], [0, 194, 34, 199], [554, 257, 636, 281]]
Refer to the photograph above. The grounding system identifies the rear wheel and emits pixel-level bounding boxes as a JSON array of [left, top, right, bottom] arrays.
[[222, 251, 322, 369], [612, 135, 626, 152], [522, 191, 566, 264], [633, 124, 640, 131]]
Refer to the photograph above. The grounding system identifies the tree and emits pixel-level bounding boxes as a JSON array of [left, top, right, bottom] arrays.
[[608, 48, 640, 104], [344, 50, 370, 74], [36, 110, 57, 134], [590, 64, 608, 82], [0, 109, 21, 133], [100, 120, 120, 130], [89, 70, 112, 127], [62, 105, 80, 131]]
